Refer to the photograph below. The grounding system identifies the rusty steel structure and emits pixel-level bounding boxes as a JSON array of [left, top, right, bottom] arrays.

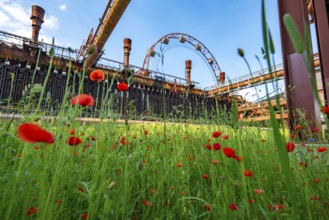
[[84, 0, 131, 69], [277, 0, 323, 132], [1, 0, 328, 125], [142, 33, 225, 85], [206, 53, 321, 96], [312, 0, 329, 105], [31, 5, 45, 43]]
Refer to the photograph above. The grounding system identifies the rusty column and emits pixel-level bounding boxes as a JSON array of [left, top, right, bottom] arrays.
[[219, 72, 226, 84], [312, 0, 329, 107], [31, 5, 45, 43], [185, 60, 192, 84], [277, 0, 321, 135], [122, 38, 131, 119]]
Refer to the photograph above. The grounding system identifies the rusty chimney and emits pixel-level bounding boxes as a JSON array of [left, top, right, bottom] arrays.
[[123, 38, 132, 67], [185, 60, 192, 84], [31, 5, 45, 43], [219, 71, 225, 83]]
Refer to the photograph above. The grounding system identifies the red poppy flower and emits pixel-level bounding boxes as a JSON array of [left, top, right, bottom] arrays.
[[254, 189, 264, 194], [84, 143, 91, 149], [310, 196, 320, 201], [275, 204, 284, 210], [206, 144, 212, 150], [144, 130, 148, 135], [233, 155, 244, 162], [71, 94, 94, 106], [228, 203, 238, 211], [317, 147, 327, 153], [18, 123, 54, 144], [213, 143, 221, 151], [150, 189, 157, 194], [91, 136, 96, 141], [210, 159, 219, 165], [295, 125, 302, 130], [313, 179, 320, 183], [26, 207, 38, 216], [142, 199, 153, 206], [89, 69, 105, 82], [17, 154, 23, 157], [55, 199, 62, 205], [66, 136, 83, 146], [223, 147, 236, 158], [290, 133, 295, 138], [222, 134, 229, 140], [248, 199, 255, 204], [204, 204, 212, 211], [212, 131, 222, 138], [177, 162, 183, 167], [117, 82, 129, 91], [286, 142, 295, 152], [321, 106, 329, 115], [244, 170, 253, 177], [311, 128, 319, 133], [202, 174, 209, 179], [67, 128, 75, 135], [81, 213, 88, 219], [261, 139, 266, 142]]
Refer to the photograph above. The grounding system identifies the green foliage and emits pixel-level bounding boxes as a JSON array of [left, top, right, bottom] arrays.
[[283, 14, 305, 54]]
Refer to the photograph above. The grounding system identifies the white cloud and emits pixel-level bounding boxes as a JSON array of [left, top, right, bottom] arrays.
[[59, 4, 67, 11], [0, 10, 9, 25], [0, 0, 59, 44], [1, 2, 30, 25], [44, 15, 59, 30]]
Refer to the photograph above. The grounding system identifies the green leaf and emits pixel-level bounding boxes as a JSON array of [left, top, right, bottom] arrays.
[[283, 14, 305, 54], [268, 29, 275, 54]]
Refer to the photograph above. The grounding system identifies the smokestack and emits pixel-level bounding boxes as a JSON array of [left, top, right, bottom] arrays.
[[123, 38, 132, 67], [185, 60, 192, 84], [31, 5, 45, 43], [219, 71, 225, 83]]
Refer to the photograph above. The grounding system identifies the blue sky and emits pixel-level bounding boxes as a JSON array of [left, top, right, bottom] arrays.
[[0, 0, 318, 101]]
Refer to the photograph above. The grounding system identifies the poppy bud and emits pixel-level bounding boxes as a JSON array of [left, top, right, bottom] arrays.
[[237, 48, 245, 57], [136, 161, 143, 171], [87, 44, 97, 55], [108, 181, 116, 191]]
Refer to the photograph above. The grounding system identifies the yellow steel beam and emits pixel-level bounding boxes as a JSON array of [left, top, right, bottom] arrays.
[[86, 0, 131, 68]]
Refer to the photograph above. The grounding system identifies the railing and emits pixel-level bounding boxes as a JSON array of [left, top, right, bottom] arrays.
[[205, 53, 320, 91], [0, 30, 202, 89], [97, 57, 201, 89], [0, 30, 78, 60], [204, 62, 284, 91]]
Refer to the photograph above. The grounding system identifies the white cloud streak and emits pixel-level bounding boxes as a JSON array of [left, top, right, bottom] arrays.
[[0, 0, 59, 44], [59, 4, 67, 11]]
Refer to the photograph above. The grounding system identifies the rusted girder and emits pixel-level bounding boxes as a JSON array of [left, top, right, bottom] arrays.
[[312, 0, 329, 106], [206, 58, 320, 96], [85, 0, 131, 69], [277, 0, 321, 134]]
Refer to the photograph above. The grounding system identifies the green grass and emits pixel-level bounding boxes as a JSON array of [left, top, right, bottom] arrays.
[[0, 119, 328, 219], [1, 1, 329, 219]]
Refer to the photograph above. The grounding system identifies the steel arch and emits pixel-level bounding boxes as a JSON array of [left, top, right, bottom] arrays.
[[142, 32, 223, 84]]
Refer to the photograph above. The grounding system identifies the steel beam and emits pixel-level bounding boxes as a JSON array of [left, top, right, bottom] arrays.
[[277, 0, 321, 133], [313, 0, 329, 106]]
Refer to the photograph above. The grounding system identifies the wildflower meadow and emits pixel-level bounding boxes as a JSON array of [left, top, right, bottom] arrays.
[[1, 1, 329, 219]]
